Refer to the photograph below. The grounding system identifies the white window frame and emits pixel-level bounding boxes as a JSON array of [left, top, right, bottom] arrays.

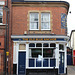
[[29, 43, 56, 58], [30, 13, 39, 30], [41, 13, 50, 30], [0, 6, 3, 24]]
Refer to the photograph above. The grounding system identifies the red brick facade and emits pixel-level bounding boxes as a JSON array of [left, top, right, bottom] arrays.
[[12, 6, 67, 35], [0, 0, 69, 74], [0, 36, 5, 74]]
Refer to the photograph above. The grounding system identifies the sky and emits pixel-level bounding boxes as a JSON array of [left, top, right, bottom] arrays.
[[65, 0, 75, 36]]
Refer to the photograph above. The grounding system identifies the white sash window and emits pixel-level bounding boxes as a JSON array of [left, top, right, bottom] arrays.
[[41, 13, 50, 30], [30, 13, 39, 30], [0, 6, 3, 24]]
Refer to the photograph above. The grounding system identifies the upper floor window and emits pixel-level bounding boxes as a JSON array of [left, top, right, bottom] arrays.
[[41, 13, 50, 30], [30, 13, 39, 30], [30, 12, 50, 30], [0, 6, 3, 24]]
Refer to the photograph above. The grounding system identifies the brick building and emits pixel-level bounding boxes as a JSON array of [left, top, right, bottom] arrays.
[[0, 0, 6, 74], [1, 0, 70, 75]]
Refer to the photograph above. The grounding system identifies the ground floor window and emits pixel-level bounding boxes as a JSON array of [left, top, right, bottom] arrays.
[[30, 48, 42, 58], [29, 43, 56, 67], [29, 43, 56, 58]]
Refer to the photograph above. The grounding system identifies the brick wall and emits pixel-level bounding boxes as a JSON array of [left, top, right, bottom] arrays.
[[8, 1, 69, 74], [12, 6, 67, 35], [0, 50, 4, 74], [0, 36, 5, 74]]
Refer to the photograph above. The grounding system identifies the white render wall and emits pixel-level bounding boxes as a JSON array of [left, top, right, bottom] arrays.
[[70, 32, 75, 50], [74, 32, 75, 50]]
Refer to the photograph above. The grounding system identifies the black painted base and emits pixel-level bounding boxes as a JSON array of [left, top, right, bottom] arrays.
[[26, 69, 58, 75]]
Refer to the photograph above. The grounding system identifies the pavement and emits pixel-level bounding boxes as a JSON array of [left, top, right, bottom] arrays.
[[67, 66, 75, 75]]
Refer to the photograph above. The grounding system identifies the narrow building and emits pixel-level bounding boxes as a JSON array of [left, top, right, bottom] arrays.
[[3, 0, 70, 75], [0, 0, 6, 74], [69, 30, 75, 66]]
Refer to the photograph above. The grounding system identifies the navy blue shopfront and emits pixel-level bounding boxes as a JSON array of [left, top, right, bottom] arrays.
[[11, 35, 69, 75], [18, 52, 26, 75]]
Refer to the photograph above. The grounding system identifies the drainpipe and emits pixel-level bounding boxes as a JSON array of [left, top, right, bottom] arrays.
[[3, 0, 9, 75]]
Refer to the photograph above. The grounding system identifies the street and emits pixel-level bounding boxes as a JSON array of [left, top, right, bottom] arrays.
[[67, 66, 75, 75]]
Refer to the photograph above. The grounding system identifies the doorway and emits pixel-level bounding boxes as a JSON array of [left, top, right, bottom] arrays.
[[59, 52, 64, 74], [18, 52, 26, 75]]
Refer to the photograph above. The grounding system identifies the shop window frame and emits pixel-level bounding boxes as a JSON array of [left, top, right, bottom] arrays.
[[29, 43, 56, 58]]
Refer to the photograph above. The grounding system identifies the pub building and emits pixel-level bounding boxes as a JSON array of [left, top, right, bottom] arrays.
[[5, 0, 69, 75]]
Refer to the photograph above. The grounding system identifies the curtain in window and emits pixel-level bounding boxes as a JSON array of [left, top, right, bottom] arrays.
[[41, 13, 50, 29], [30, 13, 38, 29]]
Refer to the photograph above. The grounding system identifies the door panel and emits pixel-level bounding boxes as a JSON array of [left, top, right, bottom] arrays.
[[18, 52, 26, 75], [59, 52, 64, 74]]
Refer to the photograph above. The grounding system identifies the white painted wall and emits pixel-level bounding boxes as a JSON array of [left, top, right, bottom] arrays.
[[70, 32, 75, 50]]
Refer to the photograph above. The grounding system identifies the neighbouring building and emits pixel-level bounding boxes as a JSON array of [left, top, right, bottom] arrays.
[[0, 0, 6, 74], [1, 0, 70, 75], [69, 30, 75, 66]]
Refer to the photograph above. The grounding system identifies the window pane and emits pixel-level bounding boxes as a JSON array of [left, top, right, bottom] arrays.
[[30, 13, 38, 21], [30, 48, 42, 58], [43, 48, 54, 57], [59, 44, 64, 50], [30, 13, 38, 22], [41, 22, 49, 29], [29, 43, 35, 47], [30, 13, 39, 29], [30, 22, 38, 29], [50, 43, 56, 47], [0, 12, 3, 16], [0, 18, 2, 23], [0, 6, 3, 23], [43, 43, 49, 47], [36, 43, 42, 47], [41, 13, 50, 29], [19, 44, 26, 50], [41, 13, 49, 22]]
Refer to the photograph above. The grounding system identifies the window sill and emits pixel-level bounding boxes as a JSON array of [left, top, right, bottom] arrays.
[[0, 23, 6, 25], [29, 29, 51, 31], [30, 29, 39, 31], [41, 29, 51, 31]]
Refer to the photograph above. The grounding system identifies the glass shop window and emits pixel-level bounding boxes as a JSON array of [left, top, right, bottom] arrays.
[[59, 44, 64, 50], [19, 44, 26, 50], [29, 43, 55, 58], [50, 43, 56, 47], [43, 48, 54, 57], [36, 43, 42, 47], [29, 48, 42, 58], [29, 43, 35, 47], [43, 43, 49, 47]]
